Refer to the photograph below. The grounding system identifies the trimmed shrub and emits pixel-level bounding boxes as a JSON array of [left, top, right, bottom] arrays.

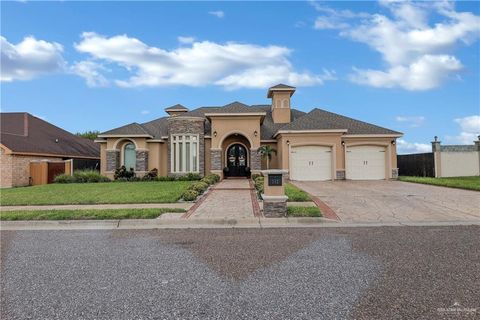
[[206, 174, 220, 183], [254, 176, 264, 194], [182, 189, 199, 201], [155, 176, 176, 182], [142, 168, 158, 181], [54, 170, 110, 183], [251, 173, 261, 181], [190, 181, 209, 193], [54, 174, 75, 184], [114, 166, 135, 180]]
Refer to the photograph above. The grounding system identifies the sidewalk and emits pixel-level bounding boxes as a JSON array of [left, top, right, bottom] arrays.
[[185, 179, 258, 219], [0, 203, 192, 211]]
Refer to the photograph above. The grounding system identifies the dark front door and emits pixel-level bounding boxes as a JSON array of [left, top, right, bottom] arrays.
[[226, 144, 248, 177]]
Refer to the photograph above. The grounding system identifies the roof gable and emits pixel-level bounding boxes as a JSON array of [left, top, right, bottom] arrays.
[[99, 122, 152, 137]]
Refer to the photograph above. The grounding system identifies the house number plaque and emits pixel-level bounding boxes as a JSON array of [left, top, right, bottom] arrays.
[[268, 174, 283, 186]]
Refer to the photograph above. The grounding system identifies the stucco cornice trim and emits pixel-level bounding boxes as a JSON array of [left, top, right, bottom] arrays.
[[260, 140, 277, 143], [146, 140, 165, 143], [205, 112, 266, 117], [274, 129, 348, 137], [97, 134, 153, 138], [342, 134, 403, 138], [94, 139, 107, 143]]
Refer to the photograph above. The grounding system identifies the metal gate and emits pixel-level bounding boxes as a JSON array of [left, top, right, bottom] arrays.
[[397, 153, 434, 177]]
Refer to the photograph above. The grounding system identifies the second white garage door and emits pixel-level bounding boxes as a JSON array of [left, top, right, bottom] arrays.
[[290, 146, 332, 181], [346, 145, 386, 180]]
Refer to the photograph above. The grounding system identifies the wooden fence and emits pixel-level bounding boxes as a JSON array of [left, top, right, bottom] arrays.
[[397, 153, 435, 177]]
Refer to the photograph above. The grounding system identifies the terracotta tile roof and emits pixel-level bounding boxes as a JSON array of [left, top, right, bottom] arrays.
[[1, 113, 99, 158]]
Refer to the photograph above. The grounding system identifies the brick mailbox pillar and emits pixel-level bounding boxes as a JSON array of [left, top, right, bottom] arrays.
[[261, 169, 288, 217]]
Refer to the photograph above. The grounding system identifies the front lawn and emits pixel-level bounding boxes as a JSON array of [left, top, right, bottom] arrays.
[[0, 181, 193, 206], [285, 183, 311, 202], [0, 208, 185, 221], [287, 206, 322, 217], [399, 176, 480, 192]]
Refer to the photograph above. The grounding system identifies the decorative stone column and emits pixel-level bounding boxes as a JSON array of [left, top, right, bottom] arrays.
[[250, 148, 261, 172], [106, 150, 120, 172], [136, 150, 149, 172], [261, 169, 288, 217], [431, 136, 442, 177], [210, 149, 222, 171]]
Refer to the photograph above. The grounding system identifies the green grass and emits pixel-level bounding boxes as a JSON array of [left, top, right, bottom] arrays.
[[0, 208, 186, 221], [285, 183, 311, 202], [287, 206, 322, 217], [399, 176, 480, 191], [0, 181, 193, 206]]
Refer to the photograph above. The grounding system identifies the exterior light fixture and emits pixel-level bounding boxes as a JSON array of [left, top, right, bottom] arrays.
[[341, 141, 345, 146], [391, 140, 396, 145], [213, 131, 217, 137], [286, 140, 290, 145], [254, 130, 258, 137]]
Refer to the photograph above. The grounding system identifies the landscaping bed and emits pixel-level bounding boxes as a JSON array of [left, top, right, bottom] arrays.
[[0, 181, 193, 206], [399, 176, 480, 192], [0, 208, 185, 221]]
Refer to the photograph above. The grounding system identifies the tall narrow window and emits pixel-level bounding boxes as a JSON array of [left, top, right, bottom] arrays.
[[171, 135, 199, 173], [124, 143, 136, 171]]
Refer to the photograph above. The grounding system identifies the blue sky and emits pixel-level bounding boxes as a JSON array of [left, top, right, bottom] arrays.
[[1, 1, 479, 154]]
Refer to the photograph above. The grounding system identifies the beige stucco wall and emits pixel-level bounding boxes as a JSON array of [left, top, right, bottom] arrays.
[[440, 151, 480, 177], [276, 134, 398, 179], [271, 92, 291, 124], [204, 138, 211, 175], [0, 146, 62, 188], [210, 116, 261, 150]]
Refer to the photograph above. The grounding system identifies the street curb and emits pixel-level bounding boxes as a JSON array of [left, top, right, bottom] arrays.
[[1, 218, 478, 231]]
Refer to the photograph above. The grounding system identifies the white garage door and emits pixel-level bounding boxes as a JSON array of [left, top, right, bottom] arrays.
[[290, 146, 332, 181], [346, 145, 386, 180]]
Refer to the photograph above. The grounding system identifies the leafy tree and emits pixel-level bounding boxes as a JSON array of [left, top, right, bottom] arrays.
[[257, 145, 277, 169], [76, 130, 100, 140]]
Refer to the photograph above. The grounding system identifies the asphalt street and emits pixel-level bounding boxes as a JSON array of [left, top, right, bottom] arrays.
[[1, 226, 479, 320]]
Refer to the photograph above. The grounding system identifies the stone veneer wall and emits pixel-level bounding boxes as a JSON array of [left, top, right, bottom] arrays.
[[106, 150, 120, 172], [167, 117, 205, 177], [0, 147, 62, 188], [250, 148, 261, 171], [391, 168, 399, 179], [263, 201, 287, 217], [210, 149, 222, 171], [135, 150, 149, 172]]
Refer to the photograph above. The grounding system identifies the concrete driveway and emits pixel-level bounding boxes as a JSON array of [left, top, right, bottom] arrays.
[[292, 180, 480, 223]]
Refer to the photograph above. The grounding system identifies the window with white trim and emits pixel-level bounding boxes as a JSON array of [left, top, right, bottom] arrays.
[[171, 135, 199, 173]]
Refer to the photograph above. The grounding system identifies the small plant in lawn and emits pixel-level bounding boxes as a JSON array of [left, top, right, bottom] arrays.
[[254, 176, 264, 194], [182, 189, 199, 201], [251, 173, 261, 181], [142, 168, 158, 181]]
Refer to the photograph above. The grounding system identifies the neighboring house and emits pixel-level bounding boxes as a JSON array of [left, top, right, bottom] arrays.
[[0, 113, 100, 188], [96, 84, 402, 181]]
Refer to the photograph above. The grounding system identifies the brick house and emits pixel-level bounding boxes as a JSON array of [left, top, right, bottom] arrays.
[[96, 84, 402, 181], [0, 113, 100, 188]]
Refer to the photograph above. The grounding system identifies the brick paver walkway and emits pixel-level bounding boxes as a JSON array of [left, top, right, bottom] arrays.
[[188, 179, 256, 219]]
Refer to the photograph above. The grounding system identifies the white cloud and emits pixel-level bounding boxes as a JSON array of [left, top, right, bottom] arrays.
[[208, 11, 224, 18], [140, 110, 150, 115], [447, 115, 480, 144], [397, 138, 431, 154], [178, 36, 195, 44], [74, 32, 333, 89], [395, 115, 425, 127], [1, 35, 65, 82], [312, 1, 480, 90], [71, 60, 109, 87]]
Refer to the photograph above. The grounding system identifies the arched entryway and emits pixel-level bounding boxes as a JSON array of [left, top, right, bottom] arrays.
[[226, 144, 248, 177], [220, 133, 251, 178]]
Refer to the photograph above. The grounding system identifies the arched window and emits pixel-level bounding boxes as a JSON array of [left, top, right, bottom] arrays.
[[124, 143, 136, 171]]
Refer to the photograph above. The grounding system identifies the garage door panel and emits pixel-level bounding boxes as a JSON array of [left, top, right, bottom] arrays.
[[346, 146, 386, 180], [291, 146, 332, 181]]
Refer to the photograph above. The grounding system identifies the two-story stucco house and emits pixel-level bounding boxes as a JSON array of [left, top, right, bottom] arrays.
[[96, 84, 402, 181]]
